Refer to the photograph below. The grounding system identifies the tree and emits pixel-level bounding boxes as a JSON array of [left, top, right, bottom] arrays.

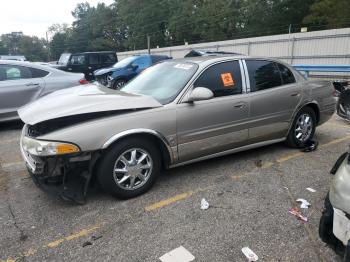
[[303, 0, 350, 28]]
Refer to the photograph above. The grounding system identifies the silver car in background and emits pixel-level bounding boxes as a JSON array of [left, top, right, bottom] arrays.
[[18, 56, 336, 202], [0, 60, 87, 122]]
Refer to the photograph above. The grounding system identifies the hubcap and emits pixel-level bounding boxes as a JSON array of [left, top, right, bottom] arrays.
[[295, 113, 313, 142], [113, 148, 153, 190]]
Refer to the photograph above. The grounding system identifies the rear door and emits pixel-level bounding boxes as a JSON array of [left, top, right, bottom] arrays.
[[244, 59, 302, 142], [86, 53, 101, 80], [100, 53, 117, 68], [177, 60, 249, 162], [0, 64, 44, 119]]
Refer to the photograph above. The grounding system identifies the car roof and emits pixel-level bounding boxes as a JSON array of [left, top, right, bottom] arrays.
[[168, 55, 287, 68], [0, 60, 74, 74]]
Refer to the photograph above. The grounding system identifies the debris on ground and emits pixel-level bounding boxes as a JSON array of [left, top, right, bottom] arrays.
[[306, 187, 316, 193], [288, 207, 308, 222], [82, 241, 92, 247], [255, 159, 263, 168], [91, 235, 102, 241], [159, 246, 195, 262], [200, 198, 210, 210], [301, 140, 319, 152], [241, 247, 259, 261], [296, 199, 311, 209]]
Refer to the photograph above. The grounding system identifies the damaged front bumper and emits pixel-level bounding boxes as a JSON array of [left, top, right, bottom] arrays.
[[20, 128, 99, 204]]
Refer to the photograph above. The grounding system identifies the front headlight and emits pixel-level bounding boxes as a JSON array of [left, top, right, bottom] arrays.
[[21, 136, 80, 156]]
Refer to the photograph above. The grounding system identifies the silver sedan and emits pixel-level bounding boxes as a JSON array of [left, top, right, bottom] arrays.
[[0, 60, 87, 122]]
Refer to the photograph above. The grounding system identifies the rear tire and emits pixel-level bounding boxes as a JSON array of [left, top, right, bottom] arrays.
[[97, 137, 161, 199], [286, 107, 316, 148]]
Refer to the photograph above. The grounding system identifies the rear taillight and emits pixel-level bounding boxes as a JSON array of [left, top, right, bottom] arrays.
[[79, 79, 89, 85]]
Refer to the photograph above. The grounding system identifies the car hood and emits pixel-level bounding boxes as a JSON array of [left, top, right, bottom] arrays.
[[18, 84, 162, 125], [94, 67, 121, 76]]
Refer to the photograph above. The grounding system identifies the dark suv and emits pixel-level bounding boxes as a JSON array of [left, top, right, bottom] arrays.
[[53, 51, 118, 81], [94, 54, 171, 89]]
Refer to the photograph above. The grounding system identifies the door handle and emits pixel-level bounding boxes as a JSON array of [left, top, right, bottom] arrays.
[[26, 83, 39, 86], [291, 92, 300, 97], [68, 68, 72, 71], [234, 103, 246, 109], [88, 67, 92, 69]]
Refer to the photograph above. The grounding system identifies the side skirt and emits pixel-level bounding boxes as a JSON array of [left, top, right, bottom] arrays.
[[169, 138, 286, 169]]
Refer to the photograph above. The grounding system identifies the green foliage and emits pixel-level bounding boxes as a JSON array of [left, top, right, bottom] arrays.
[[303, 0, 350, 27], [0, 32, 48, 61], [1, 0, 348, 61]]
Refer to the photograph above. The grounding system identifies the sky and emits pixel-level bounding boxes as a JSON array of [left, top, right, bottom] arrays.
[[0, 0, 114, 39]]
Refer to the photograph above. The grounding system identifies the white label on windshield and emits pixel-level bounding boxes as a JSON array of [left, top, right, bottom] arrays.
[[174, 64, 193, 70]]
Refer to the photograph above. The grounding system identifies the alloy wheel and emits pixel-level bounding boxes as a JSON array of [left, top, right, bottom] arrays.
[[294, 113, 313, 142], [113, 148, 153, 190]]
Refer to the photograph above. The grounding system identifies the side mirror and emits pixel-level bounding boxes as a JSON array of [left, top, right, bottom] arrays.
[[130, 63, 139, 71], [187, 87, 214, 102]]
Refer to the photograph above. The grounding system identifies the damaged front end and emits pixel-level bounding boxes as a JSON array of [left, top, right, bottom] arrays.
[[20, 125, 100, 204]]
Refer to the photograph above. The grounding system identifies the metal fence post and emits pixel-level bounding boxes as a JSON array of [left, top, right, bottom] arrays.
[[247, 42, 251, 55], [290, 37, 295, 64]]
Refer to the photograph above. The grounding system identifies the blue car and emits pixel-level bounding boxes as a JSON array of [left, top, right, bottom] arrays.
[[94, 54, 171, 89]]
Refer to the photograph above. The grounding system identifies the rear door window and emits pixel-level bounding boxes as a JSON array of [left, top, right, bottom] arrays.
[[193, 61, 242, 97], [101, 53, 117, 64], [30, 67, 49, 78], [246, 60, 282, 92], [88, 54, 99, 65], [277, 63, 296, 85]]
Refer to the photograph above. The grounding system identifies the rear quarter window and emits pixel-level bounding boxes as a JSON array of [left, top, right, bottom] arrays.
[[277, 63, 296, 85]]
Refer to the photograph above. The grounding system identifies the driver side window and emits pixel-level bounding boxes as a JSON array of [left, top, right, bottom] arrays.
[[193, 61, 242, 97]]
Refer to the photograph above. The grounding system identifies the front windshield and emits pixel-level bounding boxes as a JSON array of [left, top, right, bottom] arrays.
[[58, 53, 71, 65], [113, 56, 136, 68], [120, 61, 198, 104]]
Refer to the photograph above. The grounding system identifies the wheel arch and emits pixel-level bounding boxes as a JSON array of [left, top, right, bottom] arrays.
[[286, 101, 320, 137], [102, 129, 174, 167]]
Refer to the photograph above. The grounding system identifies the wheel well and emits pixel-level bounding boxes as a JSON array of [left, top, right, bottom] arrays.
[[304, 103, 320, 124], [104, 133, 172, 168]]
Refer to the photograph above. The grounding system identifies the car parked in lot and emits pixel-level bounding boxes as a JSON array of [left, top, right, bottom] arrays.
[[52, 51, 118, 81], [94, 54, 171, 89], [0, 60, 87, 122], [18, 56, 335, 201], [320, 147, 350, 261]]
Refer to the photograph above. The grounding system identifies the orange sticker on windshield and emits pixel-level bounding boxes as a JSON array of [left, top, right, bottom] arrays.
[[221, 73, 235, 87]]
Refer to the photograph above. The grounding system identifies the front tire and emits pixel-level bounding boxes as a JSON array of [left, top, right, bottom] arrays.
[[97, 137, 161, 199], [286, 107, 316, 148]]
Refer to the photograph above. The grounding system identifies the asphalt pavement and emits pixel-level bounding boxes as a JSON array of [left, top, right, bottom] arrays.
[[0, 115, 349, 262]]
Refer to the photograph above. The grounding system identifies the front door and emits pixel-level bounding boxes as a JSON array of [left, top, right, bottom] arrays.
[[0, 64, 44, 120], [177, 60, 249, 162], [244, 59, 302, 143]]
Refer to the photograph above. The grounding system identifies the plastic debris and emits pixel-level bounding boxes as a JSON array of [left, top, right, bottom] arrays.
[[296, 198, 311, 209], [241, 247, 259, 261], [301, 139, 319, 152], [201, 198, 209, 210], [306, 187, 316, 193], [159, 246, 195, 262], [288, 207, 308, 222]]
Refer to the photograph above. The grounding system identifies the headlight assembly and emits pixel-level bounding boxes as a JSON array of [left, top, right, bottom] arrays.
[[21, 136, 80, 156]]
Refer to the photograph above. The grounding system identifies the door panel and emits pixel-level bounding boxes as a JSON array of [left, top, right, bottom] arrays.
[[244, 60, 302, 142], [176, 60, 249, 162], [0, 78, 44, 118], [177, 95, 249, 161]]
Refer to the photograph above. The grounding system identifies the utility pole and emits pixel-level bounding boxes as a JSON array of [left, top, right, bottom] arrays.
[[147, 35, 151, 54], [46, 31, 50, 62]]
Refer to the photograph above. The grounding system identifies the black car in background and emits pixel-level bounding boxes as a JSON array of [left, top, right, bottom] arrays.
[[52, 51, 118, 81]]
